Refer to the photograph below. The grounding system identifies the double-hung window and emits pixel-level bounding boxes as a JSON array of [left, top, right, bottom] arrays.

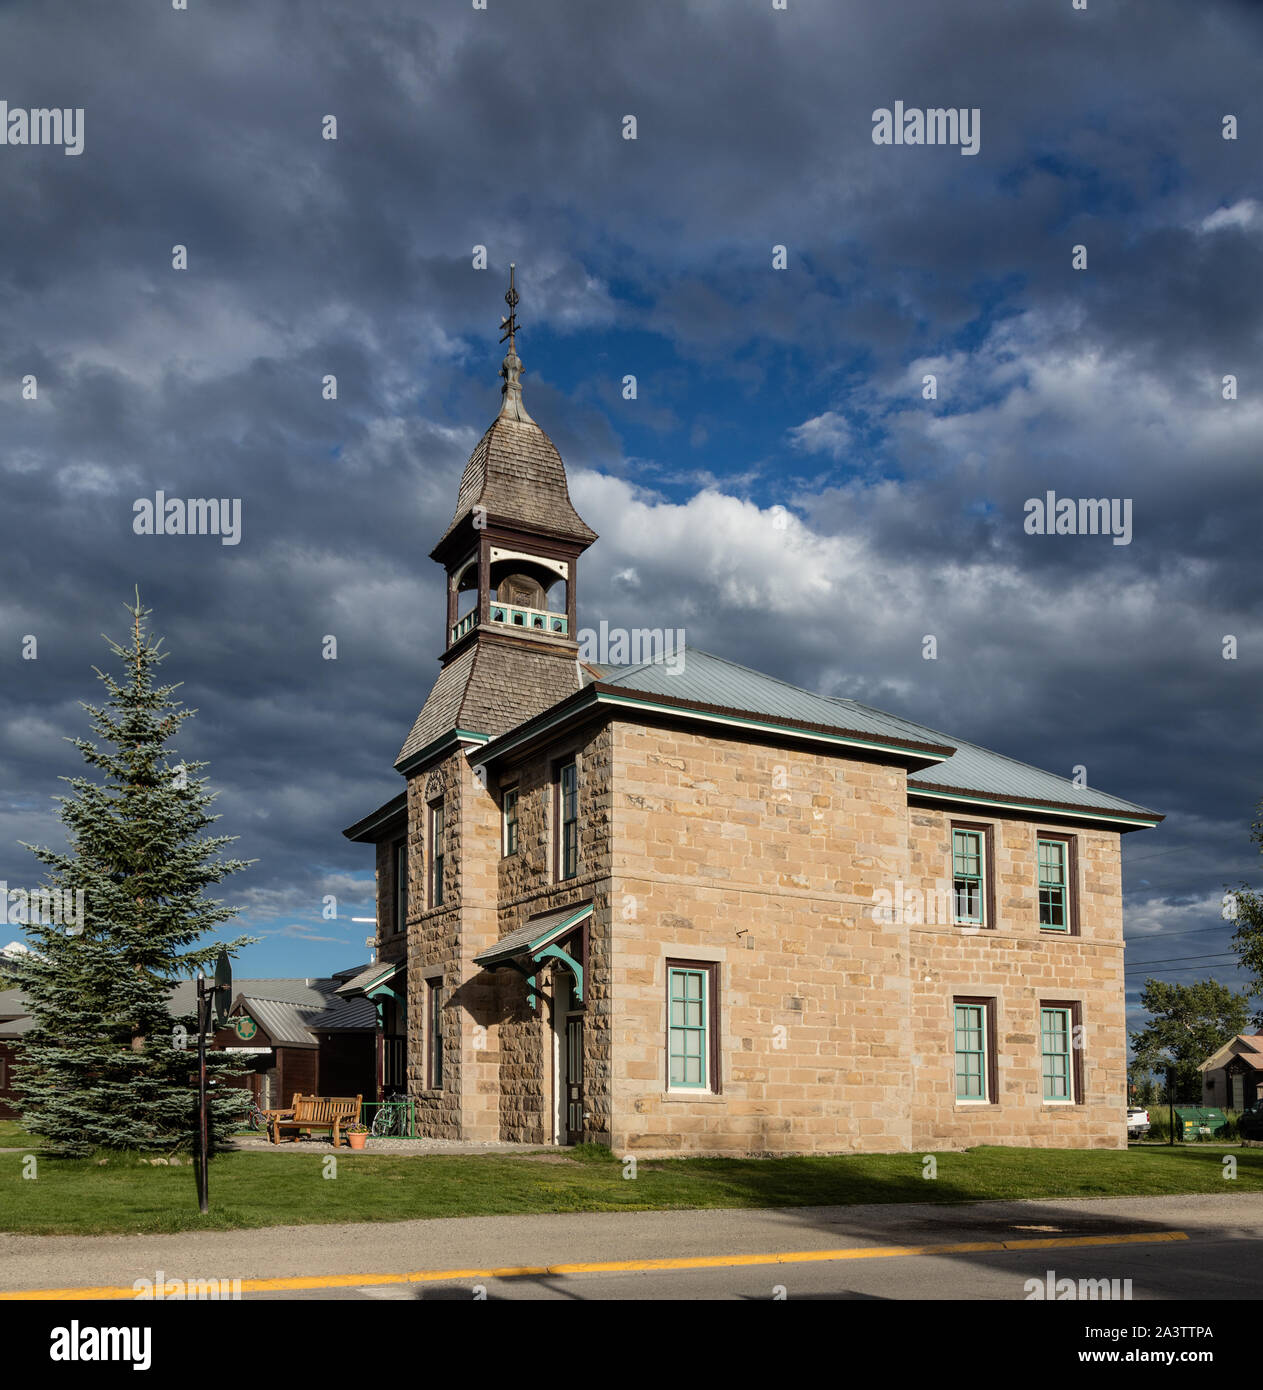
[[503, 787, 519, 857], [954, 1000, 992, 1102], [1038, 837, 1070, 930], [952, 828, 985, 926], [667, 962, 718, 1092], [430, 799, 445, 908], [558, 762, 578, 880], [1041, 1006, 1074, 1101]]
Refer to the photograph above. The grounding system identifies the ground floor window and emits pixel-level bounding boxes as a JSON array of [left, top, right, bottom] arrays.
[[667, 960, 719, 1092], [1040, 1001, 1081, 1102], [1040, 1007, 1071, 1099], [427, 978, 444, 1090], [953, 998, 994, 1102]]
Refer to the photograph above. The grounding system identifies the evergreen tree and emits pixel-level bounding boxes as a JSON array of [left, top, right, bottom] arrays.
[[13, 593, 253, 1156]]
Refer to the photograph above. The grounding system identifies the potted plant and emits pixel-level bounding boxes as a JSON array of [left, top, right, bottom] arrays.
[[345, 1123, 369, 1151]]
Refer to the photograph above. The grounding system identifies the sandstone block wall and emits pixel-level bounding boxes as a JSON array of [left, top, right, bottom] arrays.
[[607, 722, 914, 1157], [907, 806, 1126, 1150], [494, 719, 613, 1144]]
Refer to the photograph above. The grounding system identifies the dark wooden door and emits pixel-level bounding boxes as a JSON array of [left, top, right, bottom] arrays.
[[564, 1016, 584, 1145]]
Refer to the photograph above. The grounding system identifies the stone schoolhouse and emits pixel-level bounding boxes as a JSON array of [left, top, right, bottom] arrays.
[[341, 280, 1162, 1156]]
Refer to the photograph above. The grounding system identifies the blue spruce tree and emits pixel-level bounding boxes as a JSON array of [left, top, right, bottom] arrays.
[[14, 593, 253, 1156]]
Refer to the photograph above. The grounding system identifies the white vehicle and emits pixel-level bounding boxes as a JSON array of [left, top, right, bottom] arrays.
[[1127, 1107, 1150, 1137]]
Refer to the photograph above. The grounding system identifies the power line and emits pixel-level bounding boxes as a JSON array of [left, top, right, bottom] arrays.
[[1124, 845, 1198, 865], [1126, 925, 1238, 944], [1122, 967, 1239, 978], [1123, 950, 1240, 968]]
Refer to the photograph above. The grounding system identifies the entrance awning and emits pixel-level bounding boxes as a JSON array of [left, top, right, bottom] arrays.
[[334, 960, 404, 1001], [474, 902, 591, 1010]]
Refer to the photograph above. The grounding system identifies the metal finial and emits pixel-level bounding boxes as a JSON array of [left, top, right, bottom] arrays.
[[499, 262, 520, 349], [497, 263, 532, 422]]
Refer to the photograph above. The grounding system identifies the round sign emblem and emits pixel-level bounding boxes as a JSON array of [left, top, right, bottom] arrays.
[[233, 1016, 257, 1041]]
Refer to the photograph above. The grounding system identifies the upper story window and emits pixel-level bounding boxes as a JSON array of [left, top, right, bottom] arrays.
[[1037, 835, 1076, 931], [952, 827, 985, 926], [503, 787, 519, 857], [430, 798, 445, 908], [558, 761, 578, 880], [392, 838, 407, 935]]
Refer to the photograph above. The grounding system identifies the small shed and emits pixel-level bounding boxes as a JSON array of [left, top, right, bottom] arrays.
[[1199, 1034, 1263, 1112]]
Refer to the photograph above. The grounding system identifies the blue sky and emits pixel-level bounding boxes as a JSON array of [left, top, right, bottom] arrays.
[[0, 0, 1260, 1041]]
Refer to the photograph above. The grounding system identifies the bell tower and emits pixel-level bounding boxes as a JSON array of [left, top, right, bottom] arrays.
[[397, 267, 598, 771], [429, 264, 596, 665]]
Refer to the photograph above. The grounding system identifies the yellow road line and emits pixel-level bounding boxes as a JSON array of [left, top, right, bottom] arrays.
[[0, 1229, 1188, 1300]]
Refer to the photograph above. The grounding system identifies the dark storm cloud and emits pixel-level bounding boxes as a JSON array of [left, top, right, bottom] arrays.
[[0, 0, 1258, 991]]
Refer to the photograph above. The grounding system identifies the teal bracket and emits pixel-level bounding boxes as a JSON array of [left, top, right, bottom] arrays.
[[530, 943, 583, 1004]]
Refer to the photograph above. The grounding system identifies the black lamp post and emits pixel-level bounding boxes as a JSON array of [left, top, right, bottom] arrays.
[[194, 951, 232, 1214]]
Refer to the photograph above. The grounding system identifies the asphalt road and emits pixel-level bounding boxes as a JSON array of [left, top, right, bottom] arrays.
[[2, 1192, 1260, 1301], [272, 1233, 1254, 1301]]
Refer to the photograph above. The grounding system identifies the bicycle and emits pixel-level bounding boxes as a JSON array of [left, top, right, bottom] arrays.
[[371, 1092, 411, 1137]]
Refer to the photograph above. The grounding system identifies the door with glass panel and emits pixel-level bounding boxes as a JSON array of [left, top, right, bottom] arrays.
[[564, 1015, 584, 1145]]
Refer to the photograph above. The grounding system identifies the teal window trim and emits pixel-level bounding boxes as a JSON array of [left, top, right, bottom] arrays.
[[668, 965, 711, 1090], [503, 787, 519, 857], [1038, 837, 1068, 930], [954, 1001, 990, 1101], [558, 762, 578, 881], [430, 798, 445, 908], [952, 828, 985, 925], [1041, 1006, 1073, 1101]]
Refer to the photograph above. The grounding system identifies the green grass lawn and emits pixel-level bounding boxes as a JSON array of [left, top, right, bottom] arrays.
[[1, 1143, 1259, 1236], [0, 1119, 30, 1147]]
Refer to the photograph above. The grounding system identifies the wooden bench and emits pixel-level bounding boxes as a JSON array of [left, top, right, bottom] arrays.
[[268, 1094, 362, 1147]]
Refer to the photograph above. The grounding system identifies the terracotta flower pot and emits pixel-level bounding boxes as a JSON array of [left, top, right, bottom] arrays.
[[347, 1131, 367, 1151]]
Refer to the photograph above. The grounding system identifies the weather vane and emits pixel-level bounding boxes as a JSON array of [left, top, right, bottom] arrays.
[[499, 263, 520, 348]]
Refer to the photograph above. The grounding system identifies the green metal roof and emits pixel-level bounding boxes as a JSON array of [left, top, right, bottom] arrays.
[[589, 648, 954, 759], [474, 901, 593, 968], [334, 960, 403, 997], [588, 647, 1161, 827]]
